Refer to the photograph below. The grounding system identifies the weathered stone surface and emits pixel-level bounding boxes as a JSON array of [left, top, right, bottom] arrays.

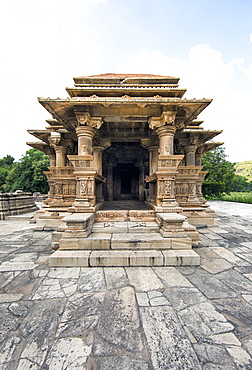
[[104, 267, 128, 289], [201, 257, 232, 274], [47, 267, 80, 279], [0, 335, 21, 369], [19, 300, 64, 340], [0, 261, 37, 271], [154, 266, 193, 287], [3, 270, 43, 299], [8, 300, 33, 317], [90, 250, 131, 266], [57, 292, 104, 338], [92, 340, 119, 357], [149, 295, 170, 306], [193, 343, 234, 365], [212, 297, 252, 328], [140, 306, 201, 369], [209, 332, 241, 346], [0, 201, 252, 369], [209, 246, 242, 264], [0, 303, 20, 343], [165, 287, 206, 311], [136, 292, 149, 306], [226, 346, 252, 369], [125, 267, 164, 291], [78, 268, 106, 292], [217, 269, 252, 295], [0, 271, 19, 290], [45, 337, 92, 369], [97, 286, 144, 353], [178, 302, 234, 339], [49, 250, 90, 267], [163, 250, 200, 266], [0, 293, 23, 303], [130, 250, 163, 266], [18, 299, 65, 367], [186, 269, 237, 299], [87, 356, 150, 370]]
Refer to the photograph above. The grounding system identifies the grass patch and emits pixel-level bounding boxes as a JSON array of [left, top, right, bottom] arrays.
[[220, 192, 252, 204]]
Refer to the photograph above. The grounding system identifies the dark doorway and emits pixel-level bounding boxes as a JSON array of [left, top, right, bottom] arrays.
[[121, 170, 131, 194], [113, 163, 139, 200], [102, 142, 149, 201]]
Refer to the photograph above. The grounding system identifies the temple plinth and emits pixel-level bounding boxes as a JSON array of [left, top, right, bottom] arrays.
[[27, 73, 223, 266]]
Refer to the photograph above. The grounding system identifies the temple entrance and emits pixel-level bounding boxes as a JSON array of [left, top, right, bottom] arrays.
[[113, 163, 139, 200], [102, 142, 149, 201]]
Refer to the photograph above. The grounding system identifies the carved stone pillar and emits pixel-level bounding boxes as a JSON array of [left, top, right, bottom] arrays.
[[67, 113, 105, 212], [76, 126, 96, 156], [154, 124, 183, 211], [149, 147, 159, 175], [48, 153, 56, 167], [184, 145, 196, 166], [195, 147, 204, 166], [93, 146, 103, 175], [156, 125, 176, 155], [55, 146, 67, 167]]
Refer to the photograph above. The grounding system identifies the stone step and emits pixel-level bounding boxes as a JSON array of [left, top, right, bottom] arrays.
[[59, 232, 192, 251], [49, 249, 200, 267], [92, 221, 159, 234], [95, 210, 156, 222], [6, 213, 35, 221]]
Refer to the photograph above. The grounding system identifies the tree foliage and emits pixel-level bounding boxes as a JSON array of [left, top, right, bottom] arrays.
[[202, 147, 236, 197], [0, 149, 49, 194]]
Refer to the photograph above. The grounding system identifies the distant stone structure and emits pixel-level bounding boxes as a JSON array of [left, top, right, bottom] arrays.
[[0, 192, 38, 220], [28, 73, 223, 266]]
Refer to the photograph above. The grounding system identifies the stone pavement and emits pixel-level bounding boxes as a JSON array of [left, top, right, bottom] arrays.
[[0, 201, 252, 369]]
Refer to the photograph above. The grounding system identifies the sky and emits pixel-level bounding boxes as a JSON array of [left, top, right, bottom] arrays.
[[0, 0, 252, 163]]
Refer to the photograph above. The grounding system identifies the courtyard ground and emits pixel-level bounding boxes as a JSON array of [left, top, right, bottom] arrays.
[[0, 201, 252, 369]]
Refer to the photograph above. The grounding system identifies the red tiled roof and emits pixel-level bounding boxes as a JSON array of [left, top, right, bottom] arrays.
[[87, 73, 175, 79]]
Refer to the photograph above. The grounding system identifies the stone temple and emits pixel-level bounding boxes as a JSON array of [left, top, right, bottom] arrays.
[[27, 73, 223, 267]]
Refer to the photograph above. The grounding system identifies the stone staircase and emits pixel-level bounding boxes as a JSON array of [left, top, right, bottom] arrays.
[[49, 213, 200, 267]]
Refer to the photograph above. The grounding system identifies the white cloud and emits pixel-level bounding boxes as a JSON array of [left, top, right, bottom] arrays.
[[249, 34, 252, 44], [117, 44, 252, 162], [243, 64, 252, 85]]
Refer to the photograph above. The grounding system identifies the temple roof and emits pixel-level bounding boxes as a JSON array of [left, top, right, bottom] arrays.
[[73, 73, 180, 86], [87, 73, 175, 79]]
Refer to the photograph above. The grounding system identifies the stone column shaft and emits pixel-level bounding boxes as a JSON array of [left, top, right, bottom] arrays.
[[76, 126, 96, 155], [184, 145, 196, 166], [55, 146, 67, 167], [48, 154, 56, 167], [156, 125, 176, 155]]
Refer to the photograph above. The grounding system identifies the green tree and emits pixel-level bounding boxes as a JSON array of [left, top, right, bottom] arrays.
[[230, 174, 251, 192], [4, 149, 49, 193], [0, 155, 15, 168], [0, 154, 15, 192], [202, 147, 236, 198]]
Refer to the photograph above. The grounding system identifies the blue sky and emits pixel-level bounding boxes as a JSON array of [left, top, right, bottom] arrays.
[[0, 0, 252, 162]]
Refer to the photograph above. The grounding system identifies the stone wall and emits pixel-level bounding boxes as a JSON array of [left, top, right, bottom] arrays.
[[0, 192, 38, 220]]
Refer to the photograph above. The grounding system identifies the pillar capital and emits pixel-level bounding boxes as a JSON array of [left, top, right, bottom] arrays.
[[75, 125, 96, 138], [75, 111, 103, 130], [156, 125, 176, 138], [148, 111, 177, 130]]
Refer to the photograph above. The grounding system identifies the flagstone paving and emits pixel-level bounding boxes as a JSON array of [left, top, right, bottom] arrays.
[[0, 201, 252, 369]]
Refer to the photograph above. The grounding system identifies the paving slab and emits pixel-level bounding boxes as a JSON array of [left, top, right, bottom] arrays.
[[0, 200, 252, 369]]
